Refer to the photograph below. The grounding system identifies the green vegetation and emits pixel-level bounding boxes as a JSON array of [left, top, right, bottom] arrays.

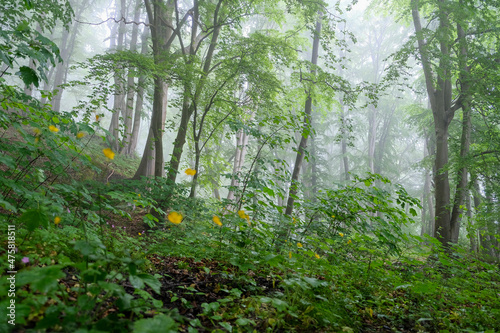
[[1, 0, 499, 332], [0, 118, 498, 331]]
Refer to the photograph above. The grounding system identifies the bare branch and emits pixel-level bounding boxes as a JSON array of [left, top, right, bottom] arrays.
[[76, 16, 150, 27]]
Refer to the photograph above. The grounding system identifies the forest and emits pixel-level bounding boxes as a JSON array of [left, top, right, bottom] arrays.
[[0, 0, 499, 332]]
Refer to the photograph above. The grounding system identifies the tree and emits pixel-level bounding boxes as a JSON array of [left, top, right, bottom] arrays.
[[133, 0, 176, 179], [410, 0, 500, 246], [0, 0, 73, 97], [285, 14, 322, 217]]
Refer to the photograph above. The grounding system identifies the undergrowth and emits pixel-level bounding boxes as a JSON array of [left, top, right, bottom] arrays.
[[0, 97, 499, 333]]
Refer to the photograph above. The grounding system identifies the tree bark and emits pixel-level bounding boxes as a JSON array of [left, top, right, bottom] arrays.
[[285, 15, 321, 216], [51, 0, 89, 112], [167, 0, 222, 185], [449, 21, 471, 243], [121, 0, 142, 155], [108, 0, 127, 152], [127, 20, 150, 155], [133, 0, 174, 179], [411, 0, 460, 247]]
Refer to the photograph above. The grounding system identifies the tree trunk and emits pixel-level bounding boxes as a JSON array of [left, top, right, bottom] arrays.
[[108, 0, 127, 152], [127, 20, 149, 155], [368, 105, 377, 173], [449, 21, 471, 243], [412, 0, 460, 247], [167, 0, 221, 185], [285, 15, 321, 216], [121, 0, 142, 155], [133, 0, 174, 179], [227, 127, 250, 201]]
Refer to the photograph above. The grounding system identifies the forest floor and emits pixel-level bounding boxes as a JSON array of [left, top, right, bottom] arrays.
[[1, 135, 499, 333], [10, 208, 496, 333]]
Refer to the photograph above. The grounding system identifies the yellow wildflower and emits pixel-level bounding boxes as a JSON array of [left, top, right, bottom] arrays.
[[347, 239, 352, 245], [339, 232, 344, 237], [289, 252, 292, 259], [185, 168, 196, 176], [54, 216, 61, 225], [76, 132, 86, 139], [168, 211, 183, 224], [237, 210, 246, 219], [331, 215, 335, 218], [297, 242, 303, 248], [292, 217, 296, 224], [95, 115, 100, 121], [314, 253, 320, 259], [33, 128, 41, 136], [213, 216, 222, 227], [102, 148, 115, 160], [49, 125, 59, 133], [138, 232, 142, 236], [35, 137, 39, 143]]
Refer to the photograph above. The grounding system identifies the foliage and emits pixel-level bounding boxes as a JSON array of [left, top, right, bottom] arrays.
[[0, 0, 499, 332]]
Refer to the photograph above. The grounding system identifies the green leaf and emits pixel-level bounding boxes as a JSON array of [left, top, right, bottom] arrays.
[[409, 208, 417, 216], [23, 0, 34, 9], [219, 322, 233, 332], [138, 273, 162, 294], [17, 66, 39, 88], [18, 208, 49, 231], [263, 186, 275, 197], [271, 298, 288, 312], [133, 314, 178, 333], [0, 198, 17, 213], [129, 275, 145, 290], [17, 265, 65, 293]]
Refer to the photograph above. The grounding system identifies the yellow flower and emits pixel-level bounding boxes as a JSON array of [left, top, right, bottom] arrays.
[[54, 216, 61, 225], [33, 128, 41, 136], [49, 125, 59, 133], [168, 211, 183, 224], [292, 217, 296, 224], [138, 232, 142, 236], [102, 148, 115, 160], [314, 253, 320, 259], [237, 210, 246, 219], [339, 232, 344, 237], [347, 239, 352, 245], [95, 115, 100, 121], [35, 137, 40, 143], [76, 132, 86, 139], [289, 251, 292, 259], [213, 216, 222, 227], [331, 215, 335, 218], [185, 168, 196, 176], [297, 242, 303, 248]]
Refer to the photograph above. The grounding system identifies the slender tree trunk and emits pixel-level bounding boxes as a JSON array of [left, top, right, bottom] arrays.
[[167, 0, 221, 185], [466, 192, 477, 253], [227, 127, 250, 201], [420, 134, 431, 236], [449, 21, 471, 243], [121, 0, 142, 155], [310, 129, 318, 202], [368, 105, 377, 173], [127, 21, 149, 155], [108, 0, 127, 151], [285, 15, 321, 216]]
